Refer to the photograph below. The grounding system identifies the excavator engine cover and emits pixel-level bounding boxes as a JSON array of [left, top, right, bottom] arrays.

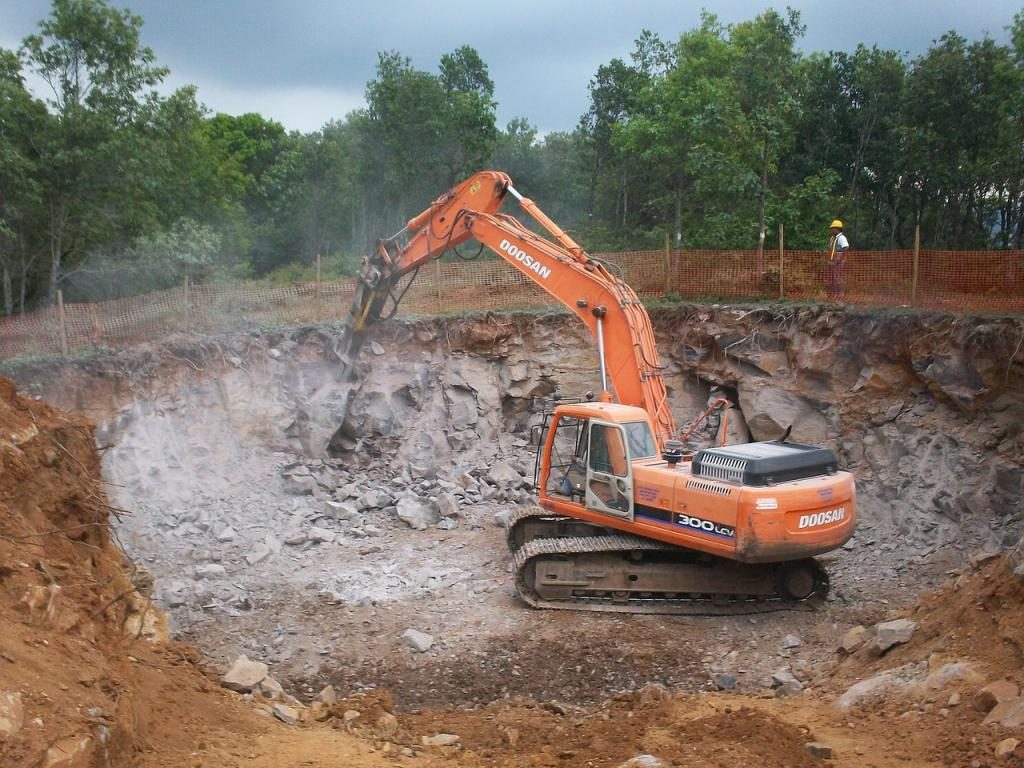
[[691, 441, 838, 486]]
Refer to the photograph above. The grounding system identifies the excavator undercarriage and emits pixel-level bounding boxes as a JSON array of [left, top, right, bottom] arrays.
[[505, 507, 830, 615]]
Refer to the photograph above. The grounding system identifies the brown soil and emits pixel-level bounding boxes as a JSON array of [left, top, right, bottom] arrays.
[[828, 554, 1024, 767]]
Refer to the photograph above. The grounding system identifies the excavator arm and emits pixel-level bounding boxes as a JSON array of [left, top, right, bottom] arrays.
[[344, 171, 676, 443]]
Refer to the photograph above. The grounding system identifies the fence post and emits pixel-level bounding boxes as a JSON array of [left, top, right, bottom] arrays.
[[56, 289, 68, 356], [90, 304, 101, 345], [435, 260, 443, 314], [778, 223, 785, 300], [663, 232, 672, 298], [316, 253, 322, 321], [912, 224, 920, 307], [183, 275, 191, 333]]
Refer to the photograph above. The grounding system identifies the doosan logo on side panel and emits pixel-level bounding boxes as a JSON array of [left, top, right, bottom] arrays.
[[798, 507, 846, 529]]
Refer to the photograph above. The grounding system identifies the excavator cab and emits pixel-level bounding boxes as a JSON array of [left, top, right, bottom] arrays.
[[537, 403, 659, 522]]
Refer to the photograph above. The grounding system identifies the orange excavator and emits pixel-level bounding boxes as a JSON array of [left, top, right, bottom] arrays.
[[344, 170, 855, 614]]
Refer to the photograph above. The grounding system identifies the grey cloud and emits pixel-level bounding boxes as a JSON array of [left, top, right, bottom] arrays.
[[1, 0, 1018, 134]]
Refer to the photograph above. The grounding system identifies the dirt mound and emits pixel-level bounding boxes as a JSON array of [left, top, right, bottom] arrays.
[[912, 554, 1024, 671], [835, 554, 1024, 682], [827, 554, 1024, 766], [0, 377, 267, 767], [404, 692, 823, 767]]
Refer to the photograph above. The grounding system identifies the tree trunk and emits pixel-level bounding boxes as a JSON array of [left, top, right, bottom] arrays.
[[620, 162, 628, 228], [674, 188, 682, 247], [47, 200, 68, 306], [0, 238, 9, 316], [757, 140, 768, 272], [18, 262, 27, 314], [1, 264, 11, 317]]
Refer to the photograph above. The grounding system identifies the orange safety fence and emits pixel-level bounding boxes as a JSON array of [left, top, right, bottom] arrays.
[[1, 248, 1021, 359]]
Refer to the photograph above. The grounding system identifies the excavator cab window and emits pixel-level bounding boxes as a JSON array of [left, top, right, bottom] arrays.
[[545, 416, 588, 501], [588, 423, 627, 476], [585, 421, 634, 520], [623, 421, 657, 459]]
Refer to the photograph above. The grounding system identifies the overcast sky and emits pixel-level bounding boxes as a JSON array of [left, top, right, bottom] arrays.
[[1, 1, 1019, 135]]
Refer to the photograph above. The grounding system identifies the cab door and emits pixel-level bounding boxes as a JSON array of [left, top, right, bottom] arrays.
[[585, 420, 634, 520]]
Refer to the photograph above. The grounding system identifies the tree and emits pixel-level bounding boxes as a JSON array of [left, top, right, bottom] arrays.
[[20, 0, 168, 303], [438, 46, 498, 185], [903, 32, 1017, 247], [0, 49, 48, 313], [621, 15, 754, 248], [999, 11, 1024, 247], [729, 9, 805, 260], [787, 47, 908, 247], [581, 56, 648, 229], [365, 48, 498, 222], [366, 51, 449, 220]]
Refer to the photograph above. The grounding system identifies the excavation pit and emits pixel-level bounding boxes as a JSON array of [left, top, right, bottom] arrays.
[[6, 307, 1022, 713]]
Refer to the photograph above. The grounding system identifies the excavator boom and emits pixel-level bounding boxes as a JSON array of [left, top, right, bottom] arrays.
[[346, 171, 675, 442]]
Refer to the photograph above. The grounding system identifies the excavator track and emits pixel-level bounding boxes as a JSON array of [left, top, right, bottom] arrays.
[[507, 507, 829, 616]]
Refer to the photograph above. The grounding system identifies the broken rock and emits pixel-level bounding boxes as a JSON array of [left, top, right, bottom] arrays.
[[837, 664, 925, 710], [984, 697, 1024, 728], [436, 493, 461, 518], [401, 628, 434, 653], [221, 655, 269, 693], [840, 625, 870, 654], [868, 618, 917, 656], [194, 563, 226, 579], [714, 675, 738, 691], [283, 474, 318, 495], [272, 704, 300, 725], [975, 681, 1020, 713], [376, 712, 399, 739], [307, 526, 335, 544], [616, 757, 667, 768], [996, 738, 1020, 759], [396, 496, 440, 530], [422, 733, 460, 747], [315, 684, 337, 706], [42, 735, 93, 768], [324, 500, 360, 520], [486, 460, 522, 487], [245, 542, 272, 566], [805, 742, 834, 759], [0, 690, 24, 737], [259, 676, 285, 700]]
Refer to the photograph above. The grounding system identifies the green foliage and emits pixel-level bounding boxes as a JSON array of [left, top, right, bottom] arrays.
[[771, 170, 843, 249], [63, 217, 221, 300], [130, 218, 221, 280], [259, 251, 360, 285], [4, 3, 1024, 315], [17, 0, 169, 307]]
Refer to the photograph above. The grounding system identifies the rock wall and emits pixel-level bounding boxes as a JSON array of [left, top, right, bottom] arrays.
[[5, 305, 1023, 562], [652, 306, 1024, 556]]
